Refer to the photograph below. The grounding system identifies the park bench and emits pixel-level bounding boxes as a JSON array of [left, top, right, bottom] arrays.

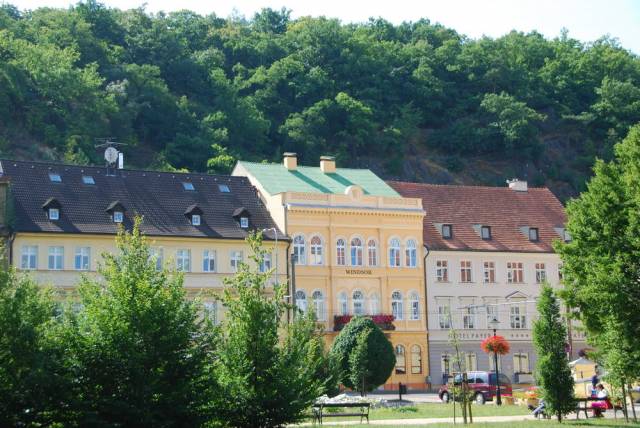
[[575, 397, 625, 419], [312, 402, 370, 425]]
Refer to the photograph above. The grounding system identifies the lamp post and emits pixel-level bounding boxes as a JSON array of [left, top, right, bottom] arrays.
[[488, 316, 502, 406]]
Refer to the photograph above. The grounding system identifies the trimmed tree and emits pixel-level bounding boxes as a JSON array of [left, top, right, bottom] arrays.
[[349, 327, 373, 396], [330, 316, 395, 393], [209, 232, 332, 428], [533, 285, 575, 422]]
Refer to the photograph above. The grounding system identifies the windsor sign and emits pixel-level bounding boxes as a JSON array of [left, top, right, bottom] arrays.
[[345, 269, 372, 275]]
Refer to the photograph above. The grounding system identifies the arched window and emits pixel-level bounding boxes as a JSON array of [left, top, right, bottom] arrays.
[[409, 291, 420, 320], [293, 235, 306, 265], [411, 345, 422, 374], [338, 291, 348, 315], [367, 239, 378, 266], [395, 345, 406, 374], [352, 290, 365, 315], [405, 239, 417, 268], [389, 238, 401, 267], [310, 236, 323, 265], [369, 293, 380, 315], [350, 237, 363, 266], [392, 291, 403, 320], [336, 239, 346, 266], [312, 290, 325, 321], [295, 290, 307, 313]]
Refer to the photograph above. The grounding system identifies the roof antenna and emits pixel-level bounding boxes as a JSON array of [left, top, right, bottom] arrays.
[[95, 138, 127, 176]]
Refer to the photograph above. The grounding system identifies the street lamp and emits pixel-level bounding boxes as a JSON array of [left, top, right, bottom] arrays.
[[261, 227, 278, 282], [488, 316, 502, 406]]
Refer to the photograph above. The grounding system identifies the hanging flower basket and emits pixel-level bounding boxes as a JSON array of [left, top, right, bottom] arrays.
[[481, 335, 510, 355]]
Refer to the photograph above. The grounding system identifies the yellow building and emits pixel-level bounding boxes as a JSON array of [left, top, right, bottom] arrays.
[[0, 159, 288, 322], [234, 154, 428, 389]]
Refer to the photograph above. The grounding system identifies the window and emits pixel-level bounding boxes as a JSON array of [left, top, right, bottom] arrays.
[[405, 239, 417, 268], [535, 263, 546, 283], [436, 260, 449, 282], [460, 260, 472, 282], [218, 184, 230, 193], [336, 239, 346, 265], [464, 353, 478, 372], [191, 214, 201, 226], [312, 290, 325, 321], [389, 238, 401, 267], [48, 208, 60, 220], [21, 245, 38, 270], [82, 175, 95, 185], [438, 302, 451, 329], [391, 291, 403, 320], [48, 172, 62, 182], [74, 247, 90, 271], [481, 226, 492, 240], [529, 227, 539, 241], [293, 235, 306, 265], [367, 239, 377, 266], [510, 305, 526, 329], [369, 293, 380, 315], [113, 211, 124, 223], [463, 307, 476, 329], [150, 247, 163, 271], [507, 262, 524, 283], [395, 345, 406, 374], [203, 250, 216, 272], [409, 291, 420, 320], [563, 230, 572, 242], [350, 238, 363, 266], [338, 292, 348, 316], [204, 302, 218, 325], [352, 290, 365, 315], [514, 353, 530, 374], [240, 217, 249, 228], [441, 354, 452, 377], [182, 182, 195, 191], [230, 251, 243, 272], [176, 249, 191, 272], [310, 236, 323, 265], [486, 301, 499, 327], [411, 345, 422, 374], [295, 290, 307, 314], [260, 253, 272, 273], [442, 224, 452, 239], [483, 261, 495, 283], [48, 246, 64, 270]]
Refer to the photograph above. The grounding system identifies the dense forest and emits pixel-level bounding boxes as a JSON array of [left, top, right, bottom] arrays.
[[1, 2, 639, 199]]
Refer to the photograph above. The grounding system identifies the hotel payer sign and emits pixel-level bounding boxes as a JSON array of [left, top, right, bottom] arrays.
[[345, 269, 373, 275]]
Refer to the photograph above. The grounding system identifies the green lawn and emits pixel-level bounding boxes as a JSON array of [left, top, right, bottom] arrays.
[[340, 420, 640, 428]]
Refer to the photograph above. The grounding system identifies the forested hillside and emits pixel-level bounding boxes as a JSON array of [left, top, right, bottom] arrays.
[[1, 2, 639, 200]]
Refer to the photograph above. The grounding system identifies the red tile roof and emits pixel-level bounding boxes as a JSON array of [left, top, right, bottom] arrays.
[[388, 181, 567, 253]]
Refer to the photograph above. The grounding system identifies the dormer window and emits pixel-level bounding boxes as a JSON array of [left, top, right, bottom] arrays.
[[240, 217, 249, 228], [106, 201, 126, 224], [113, 211, 124, 223], [563, 230, 572, 242], [182, 182, 195, 191], [184, 204, 204, 226], [48, 172, 62, 182], [481, 226, 492, 240], [42, 198, 62, 221], [233, 207, 251, 229], [442, 224, 452, 239], [191, 214, 201, 226], [49, 208, 60, 220], [529, 227, 539, 242]]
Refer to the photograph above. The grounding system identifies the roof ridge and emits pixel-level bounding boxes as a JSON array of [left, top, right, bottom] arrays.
[[386, 180, 553, 192], [238, 160, 379, 173]]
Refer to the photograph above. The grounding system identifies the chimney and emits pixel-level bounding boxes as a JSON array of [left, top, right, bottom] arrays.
[[283, 152, 297, 171], [320, 156, 336, 173], [118, 152, 124, 169], [507, 178, 528, 192]]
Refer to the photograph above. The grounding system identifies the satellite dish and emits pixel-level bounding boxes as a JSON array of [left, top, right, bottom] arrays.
[[104, 147, 118, 164]]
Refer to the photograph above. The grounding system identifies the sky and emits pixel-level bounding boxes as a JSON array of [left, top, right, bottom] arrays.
[[6, 0, 640, 53]]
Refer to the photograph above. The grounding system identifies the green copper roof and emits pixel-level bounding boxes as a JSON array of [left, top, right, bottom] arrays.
[[237, 161, 400, 197]]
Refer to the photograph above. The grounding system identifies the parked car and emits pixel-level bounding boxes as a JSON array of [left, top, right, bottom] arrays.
[[438, 371, 513, 404]]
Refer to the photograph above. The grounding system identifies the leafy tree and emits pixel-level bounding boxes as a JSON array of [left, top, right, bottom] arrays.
[[64, 218, 212, 427], [532, 285, 575, 422], [348, 326, 373, 396], [209, 232, 331, 428], [0, 250, 70, 426], [207, 143, 237, 174], [330, 316, 395, 392]]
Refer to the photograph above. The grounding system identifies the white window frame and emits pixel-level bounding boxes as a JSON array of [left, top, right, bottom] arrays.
[[203, 250, 216, 272], [465, 352, 478, 371], [240, 217, 249, 228], [176, 249, 191, 272], [350, 237, 363, 266], [293, 235, 306, 265], [260, 252, 272, 273], [405, 239, 417, 268], [191, 214, 201, 226], [436, 260, 449, 282], [437, 302, 451, 329], [483, 261, 496, 283], [48, 208, 60, 220], [336, 238, 346, 266], [21, 245, 38, 270], [204, 301, 218, 324], [352, 290, 365, 315], [74, 247, 90, 271], [113, 211, 124, 223], [230, 251, 243, 272], [409, 291, 420, 320], [510, 304, 526, 329], [48, 246, 64, 270], [367, 239, 378, 266], [338, 291, 348, 316], [442, 224, 452, 239], [460, 260, 472, 282], [463, 307, 476, 329], [514, 352, 530, 374], [507, 262, 524, 283], [369, 293, 380, 315], [312, 290, 325, 321], [411, 345, 422, 374], [535, 262, 547, 284], [389, 238, 401, 267], [395, 345, 406, 374], [295, 290, 307, 314], [391, 291, 403, 320], [310, 235, 323, 265]]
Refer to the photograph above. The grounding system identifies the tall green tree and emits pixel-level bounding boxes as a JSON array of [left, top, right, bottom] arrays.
[[209, 232, 332, 428], [330, 316, 395, 392], [65, 218, 212, 427], [532, 285, 575, 422]]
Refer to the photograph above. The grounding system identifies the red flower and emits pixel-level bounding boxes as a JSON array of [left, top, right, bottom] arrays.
[[481, 335, 510, 355]]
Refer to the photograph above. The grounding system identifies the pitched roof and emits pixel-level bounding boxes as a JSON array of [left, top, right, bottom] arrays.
[[388, 181, 567, 253], [0, 159, 285, 240], [236, 161, 399, 197]]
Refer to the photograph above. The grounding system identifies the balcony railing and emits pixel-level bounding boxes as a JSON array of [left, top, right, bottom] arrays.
[[333, 314, 395, 331]]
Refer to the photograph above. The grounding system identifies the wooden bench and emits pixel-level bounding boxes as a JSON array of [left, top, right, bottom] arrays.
[[575, 397, 597, 419], [312, 402, 370, 425]]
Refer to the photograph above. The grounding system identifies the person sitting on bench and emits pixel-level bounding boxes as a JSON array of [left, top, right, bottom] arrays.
[[591, 384, 611, 417]]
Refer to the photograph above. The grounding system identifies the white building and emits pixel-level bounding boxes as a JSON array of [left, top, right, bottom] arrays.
[[390, 179, 587, 388]]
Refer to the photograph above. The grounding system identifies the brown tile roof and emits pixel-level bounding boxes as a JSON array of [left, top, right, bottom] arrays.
[[1, 159, 286, 241], [388, 181, 567, 253]]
